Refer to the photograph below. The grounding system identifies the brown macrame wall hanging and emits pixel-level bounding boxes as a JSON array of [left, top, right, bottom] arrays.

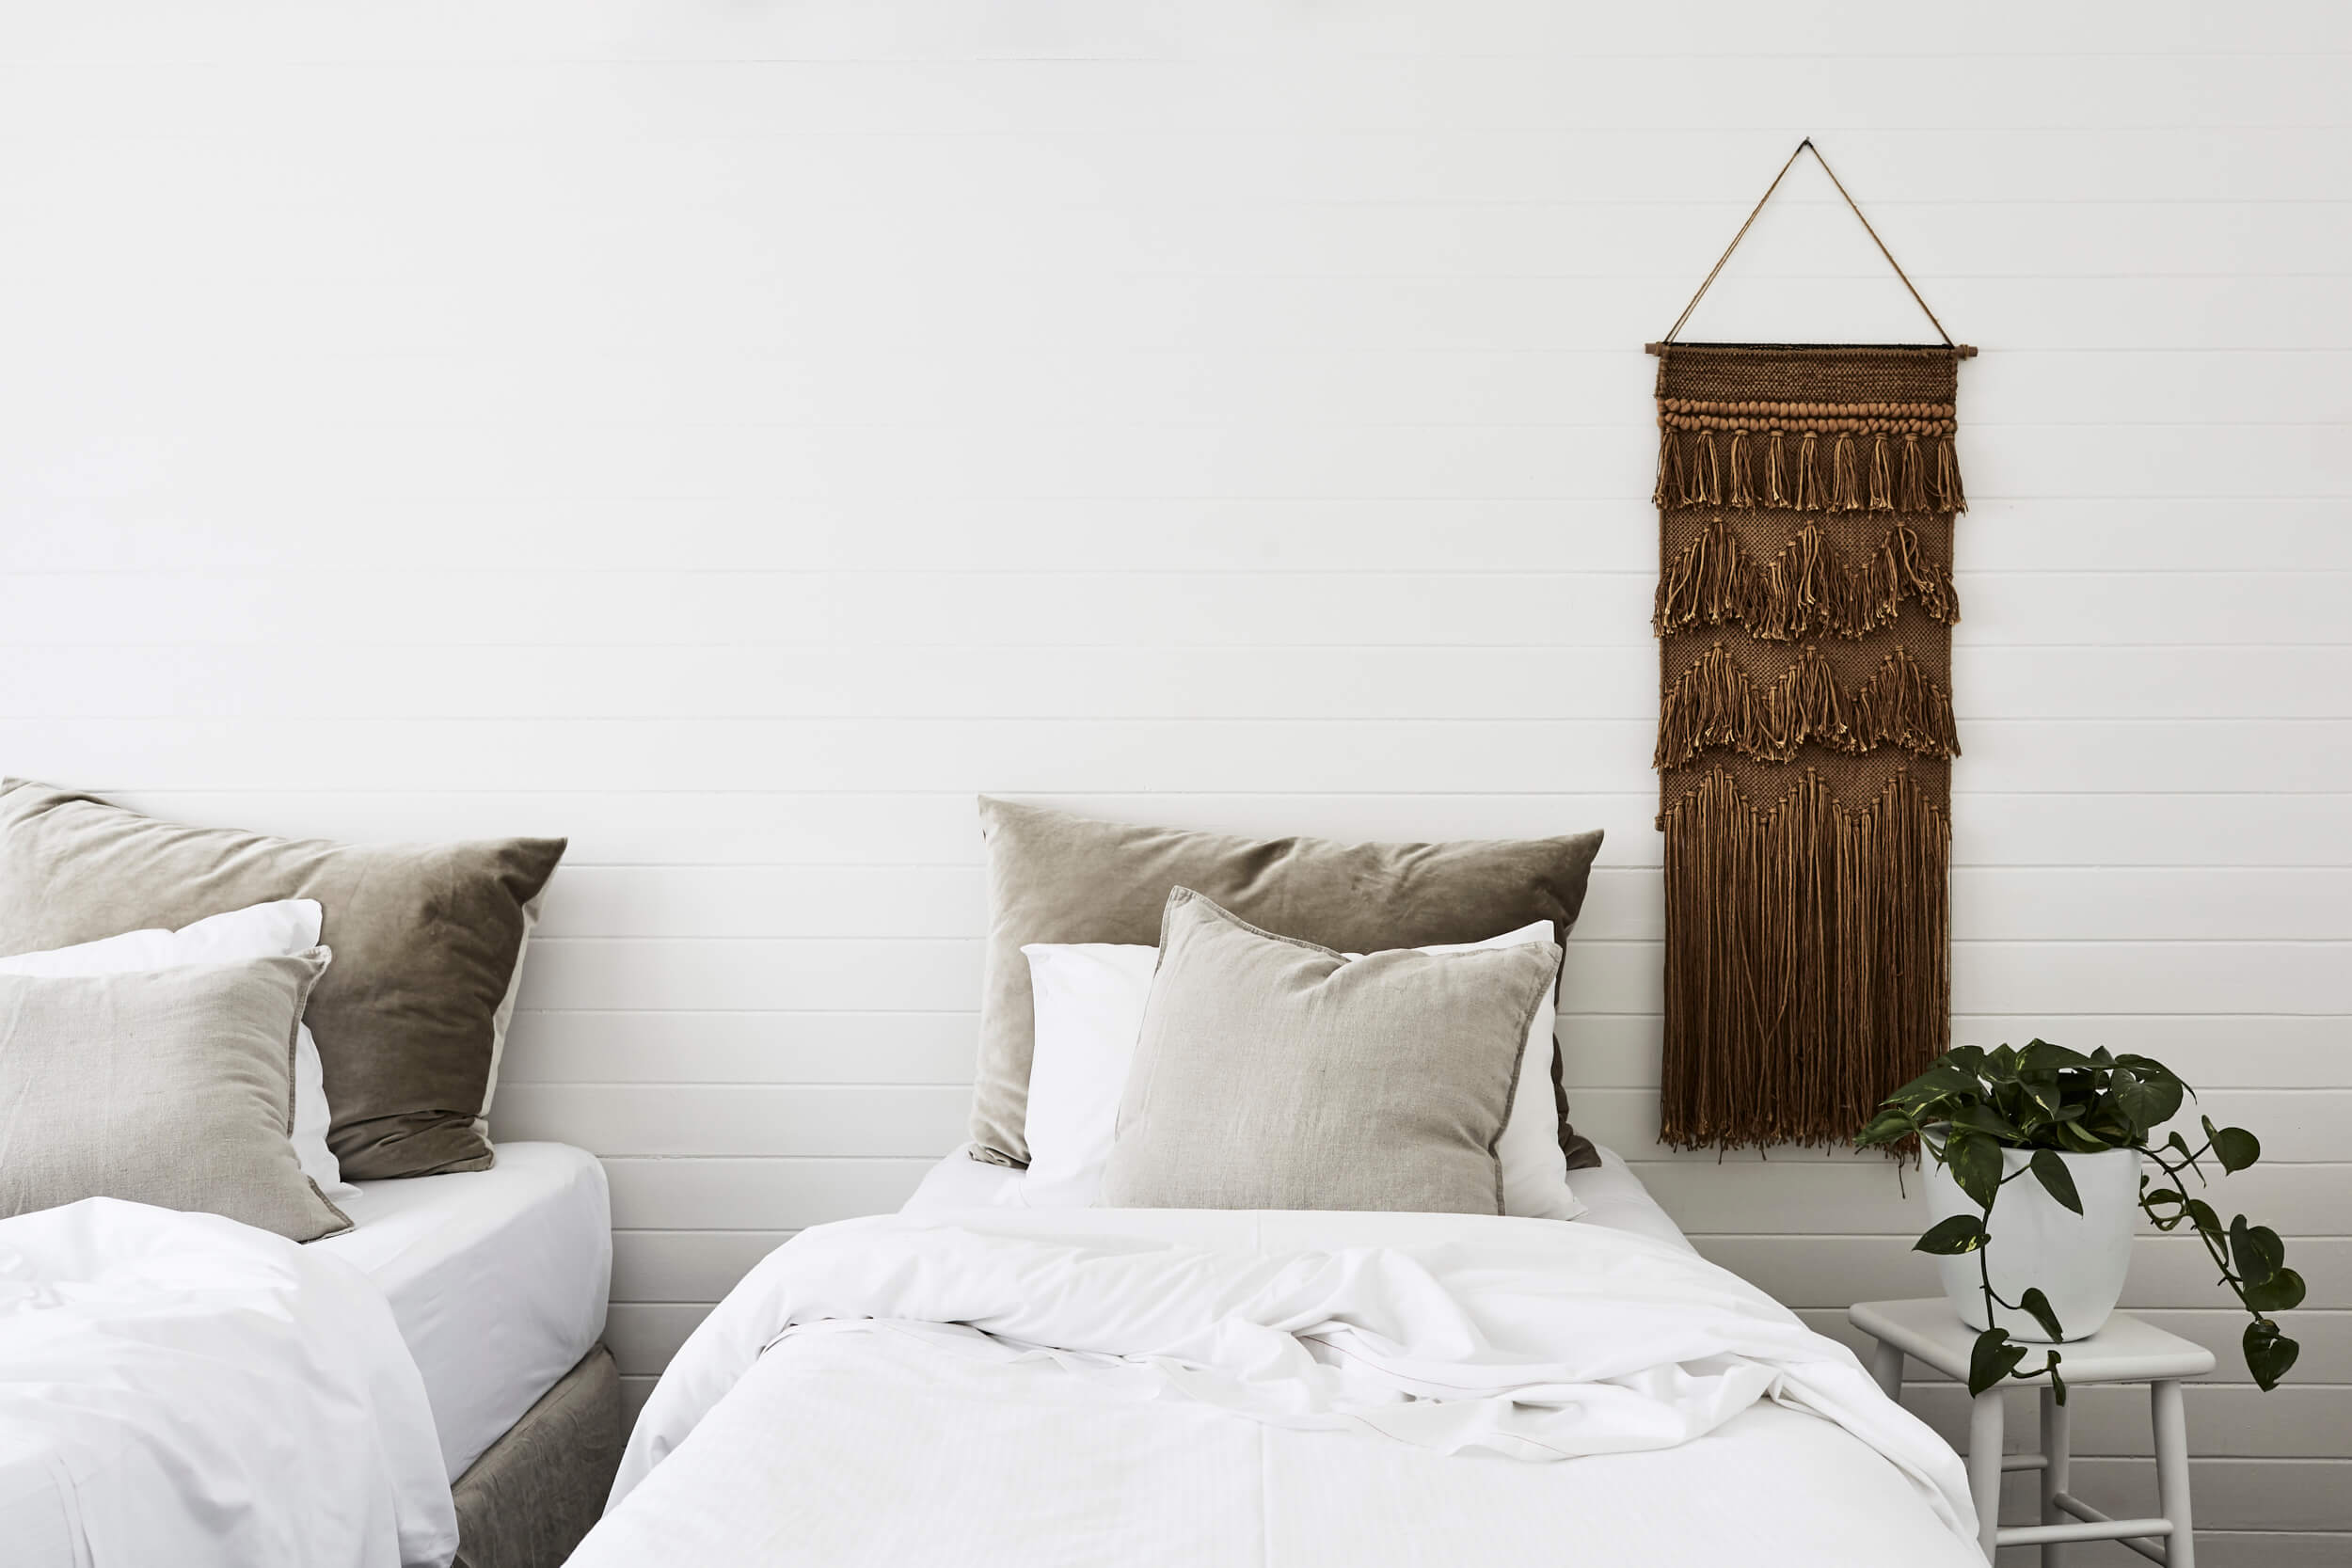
[[1649, 140, 1974, 1150]]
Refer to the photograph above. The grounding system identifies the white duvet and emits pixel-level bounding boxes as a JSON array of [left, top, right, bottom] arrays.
[[0, 1198, 457, 1568], [584, 1207, 1978, 1566]]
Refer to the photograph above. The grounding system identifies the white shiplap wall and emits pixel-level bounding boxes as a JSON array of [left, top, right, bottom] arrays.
[[2, 4, 2345, 1560]]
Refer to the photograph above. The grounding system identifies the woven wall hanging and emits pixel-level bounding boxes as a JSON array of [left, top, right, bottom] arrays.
[[1649, 140, 1974, 1150]]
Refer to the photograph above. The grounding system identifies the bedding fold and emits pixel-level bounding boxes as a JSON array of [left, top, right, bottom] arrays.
[[0, 1197, 457, 1568], [610, 1207, 1972, 1548]]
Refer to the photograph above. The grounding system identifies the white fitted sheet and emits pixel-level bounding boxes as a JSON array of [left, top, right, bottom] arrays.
[[316, 1141, 612, 1482], [905, 1142, 1692, 1249]]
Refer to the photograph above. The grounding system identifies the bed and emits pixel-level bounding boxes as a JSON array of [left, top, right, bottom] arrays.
[[570, 1144, 1978, 1568], [322, 1141, 622, 1568], [566, 805, 1980, 1566]]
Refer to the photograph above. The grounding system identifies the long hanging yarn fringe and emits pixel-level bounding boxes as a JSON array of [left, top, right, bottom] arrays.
[[1658, 767, 1951, 1150]]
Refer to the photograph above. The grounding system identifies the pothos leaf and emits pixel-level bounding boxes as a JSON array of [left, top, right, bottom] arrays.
[[2211, 1125, 2261, 1174], [2045, 1356, 2068, 1406], [2244, 1321, 2299, 1391], [2017, 1287, 2066, 1342], [1967, 1328, 2029, 1397], [1885, 1061, 1983, 1108], [1854, 1107, 1915, 1148], [2108, 1068, 2183, 1136], [2029, 1150, 2084, 1215], [1949, 1102, 2025, 1142], [1915, 1214, 1991, 1255], [2229, 1216, 2285, 1290], [2185, 1197, 2223, 1237], [2018, 1038, 2090, 1074], [2242, 1267, 2306, 1315], [1944, 1130, 2003, 1211]]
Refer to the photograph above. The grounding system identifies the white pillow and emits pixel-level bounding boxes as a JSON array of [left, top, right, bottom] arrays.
[[0, 900, 353, 1199], [1016, 921, 1582, 1219]]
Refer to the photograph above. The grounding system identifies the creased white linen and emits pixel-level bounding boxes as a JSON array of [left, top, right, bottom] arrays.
[[604, 1206, 1973, 1555], [0, 1198, 457, 1568]]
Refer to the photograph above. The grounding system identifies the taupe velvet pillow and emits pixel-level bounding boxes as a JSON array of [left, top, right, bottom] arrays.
[[0, 780, 564, 1180], [0, 951, 351, 1242], [975, 798, 1604, 1171], [1100, 889, 1556, 1214]]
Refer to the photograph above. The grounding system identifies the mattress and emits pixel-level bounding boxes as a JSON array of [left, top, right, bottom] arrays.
[[316, 1141, 612, 1482], [904, 1141, 1692, 1250]]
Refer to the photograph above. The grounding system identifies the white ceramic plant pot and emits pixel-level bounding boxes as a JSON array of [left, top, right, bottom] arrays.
[[1921, 1141, 2140, 1342]]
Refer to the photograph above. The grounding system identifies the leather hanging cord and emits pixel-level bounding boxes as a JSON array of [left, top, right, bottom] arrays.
[[1661, 138, 1957, 349]]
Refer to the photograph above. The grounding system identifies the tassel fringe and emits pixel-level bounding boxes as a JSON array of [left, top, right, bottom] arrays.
[[1652, 422, 1965, 515], [1655, 642, 1960, 771], [1654, 516, 1960, 642], [1658, 766, 1951, 1150]]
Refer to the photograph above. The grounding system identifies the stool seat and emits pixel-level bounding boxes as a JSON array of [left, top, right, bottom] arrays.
[[1850, 1297, 2216, 1386], [1850, 1298, 2210, 1567]]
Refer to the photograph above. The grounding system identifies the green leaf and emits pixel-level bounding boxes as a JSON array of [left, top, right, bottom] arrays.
[[1853, 1107, 1915, 1149], [1947, 1045, 1988, 1077], [2211, 1125, 2261, 1174], [2229, 1216, 2284, 1290], [1967, 1327, 2029, 1397], [2108, 1068, 2183, 1137], [2018, 1039, 2091, 1074], [1915, 1214, 1991, 1256], [1950, 1102, 2025, 1143], [1886, 1061, 1983, 1108], [1986, 1044, 2019, 1079], [2185, 1197, 2222, 1237], [2052, 1117, 2113, 1154], [2018, 1287, 2066, 1342], [2047, 1358, 2067, 1406], [2243, 1267, 2306, 1314], [2244, 1321, 2299, 1392], [1945, 1131, 2004, 1211], [2027, 1150, 2083, 1215], [2139, 1186, 2187, 1230]]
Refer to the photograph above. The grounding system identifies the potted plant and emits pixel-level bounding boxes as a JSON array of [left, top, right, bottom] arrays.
[[1856, 1041, 2301, 1402]]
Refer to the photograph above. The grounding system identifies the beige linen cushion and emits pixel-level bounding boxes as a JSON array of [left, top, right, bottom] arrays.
[[0, 780, 564, 1180], [0, 950, 351, 1242], [1099, 889, 1559, 1215], [974, 798, 1604, 1171]]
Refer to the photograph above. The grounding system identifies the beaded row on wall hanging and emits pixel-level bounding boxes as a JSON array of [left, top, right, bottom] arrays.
[[1648, 141, 1974, 1150]]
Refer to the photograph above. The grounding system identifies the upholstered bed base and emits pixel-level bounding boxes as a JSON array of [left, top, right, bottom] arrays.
[[451, 1343, 623, 1568]]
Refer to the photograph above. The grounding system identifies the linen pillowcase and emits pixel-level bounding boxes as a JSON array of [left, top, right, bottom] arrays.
[[1099, 889, 1559, 1215], [0, 899, 352, 1198], [0, 950, 351, 1242], [0, 780, 565, 1180], [975, 797, 1605, 1172], [1018, 923, 1583, 1219]]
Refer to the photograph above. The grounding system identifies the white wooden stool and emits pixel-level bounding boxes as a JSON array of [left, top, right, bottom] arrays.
[[1850, 1299, 2214, 1566]]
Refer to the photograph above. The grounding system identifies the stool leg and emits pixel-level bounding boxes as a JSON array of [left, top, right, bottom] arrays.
[[2039, 1386, 2069, 1568], [1968, 1386, 2005, 1562], [1868, 1338, 1904, 1401], [2152, 1379, 2194, 1568]]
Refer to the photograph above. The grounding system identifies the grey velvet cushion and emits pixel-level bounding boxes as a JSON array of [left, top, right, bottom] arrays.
[[0, 950, 351, 1242], [0, 780, 564, 1180], [974, 798, 1604, 1170], [1100, 889, 1557, 1214]]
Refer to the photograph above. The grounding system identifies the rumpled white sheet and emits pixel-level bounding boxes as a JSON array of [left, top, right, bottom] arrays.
[[0, 1198, 458, 1568], [609, 1207, 1973, 1551]]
